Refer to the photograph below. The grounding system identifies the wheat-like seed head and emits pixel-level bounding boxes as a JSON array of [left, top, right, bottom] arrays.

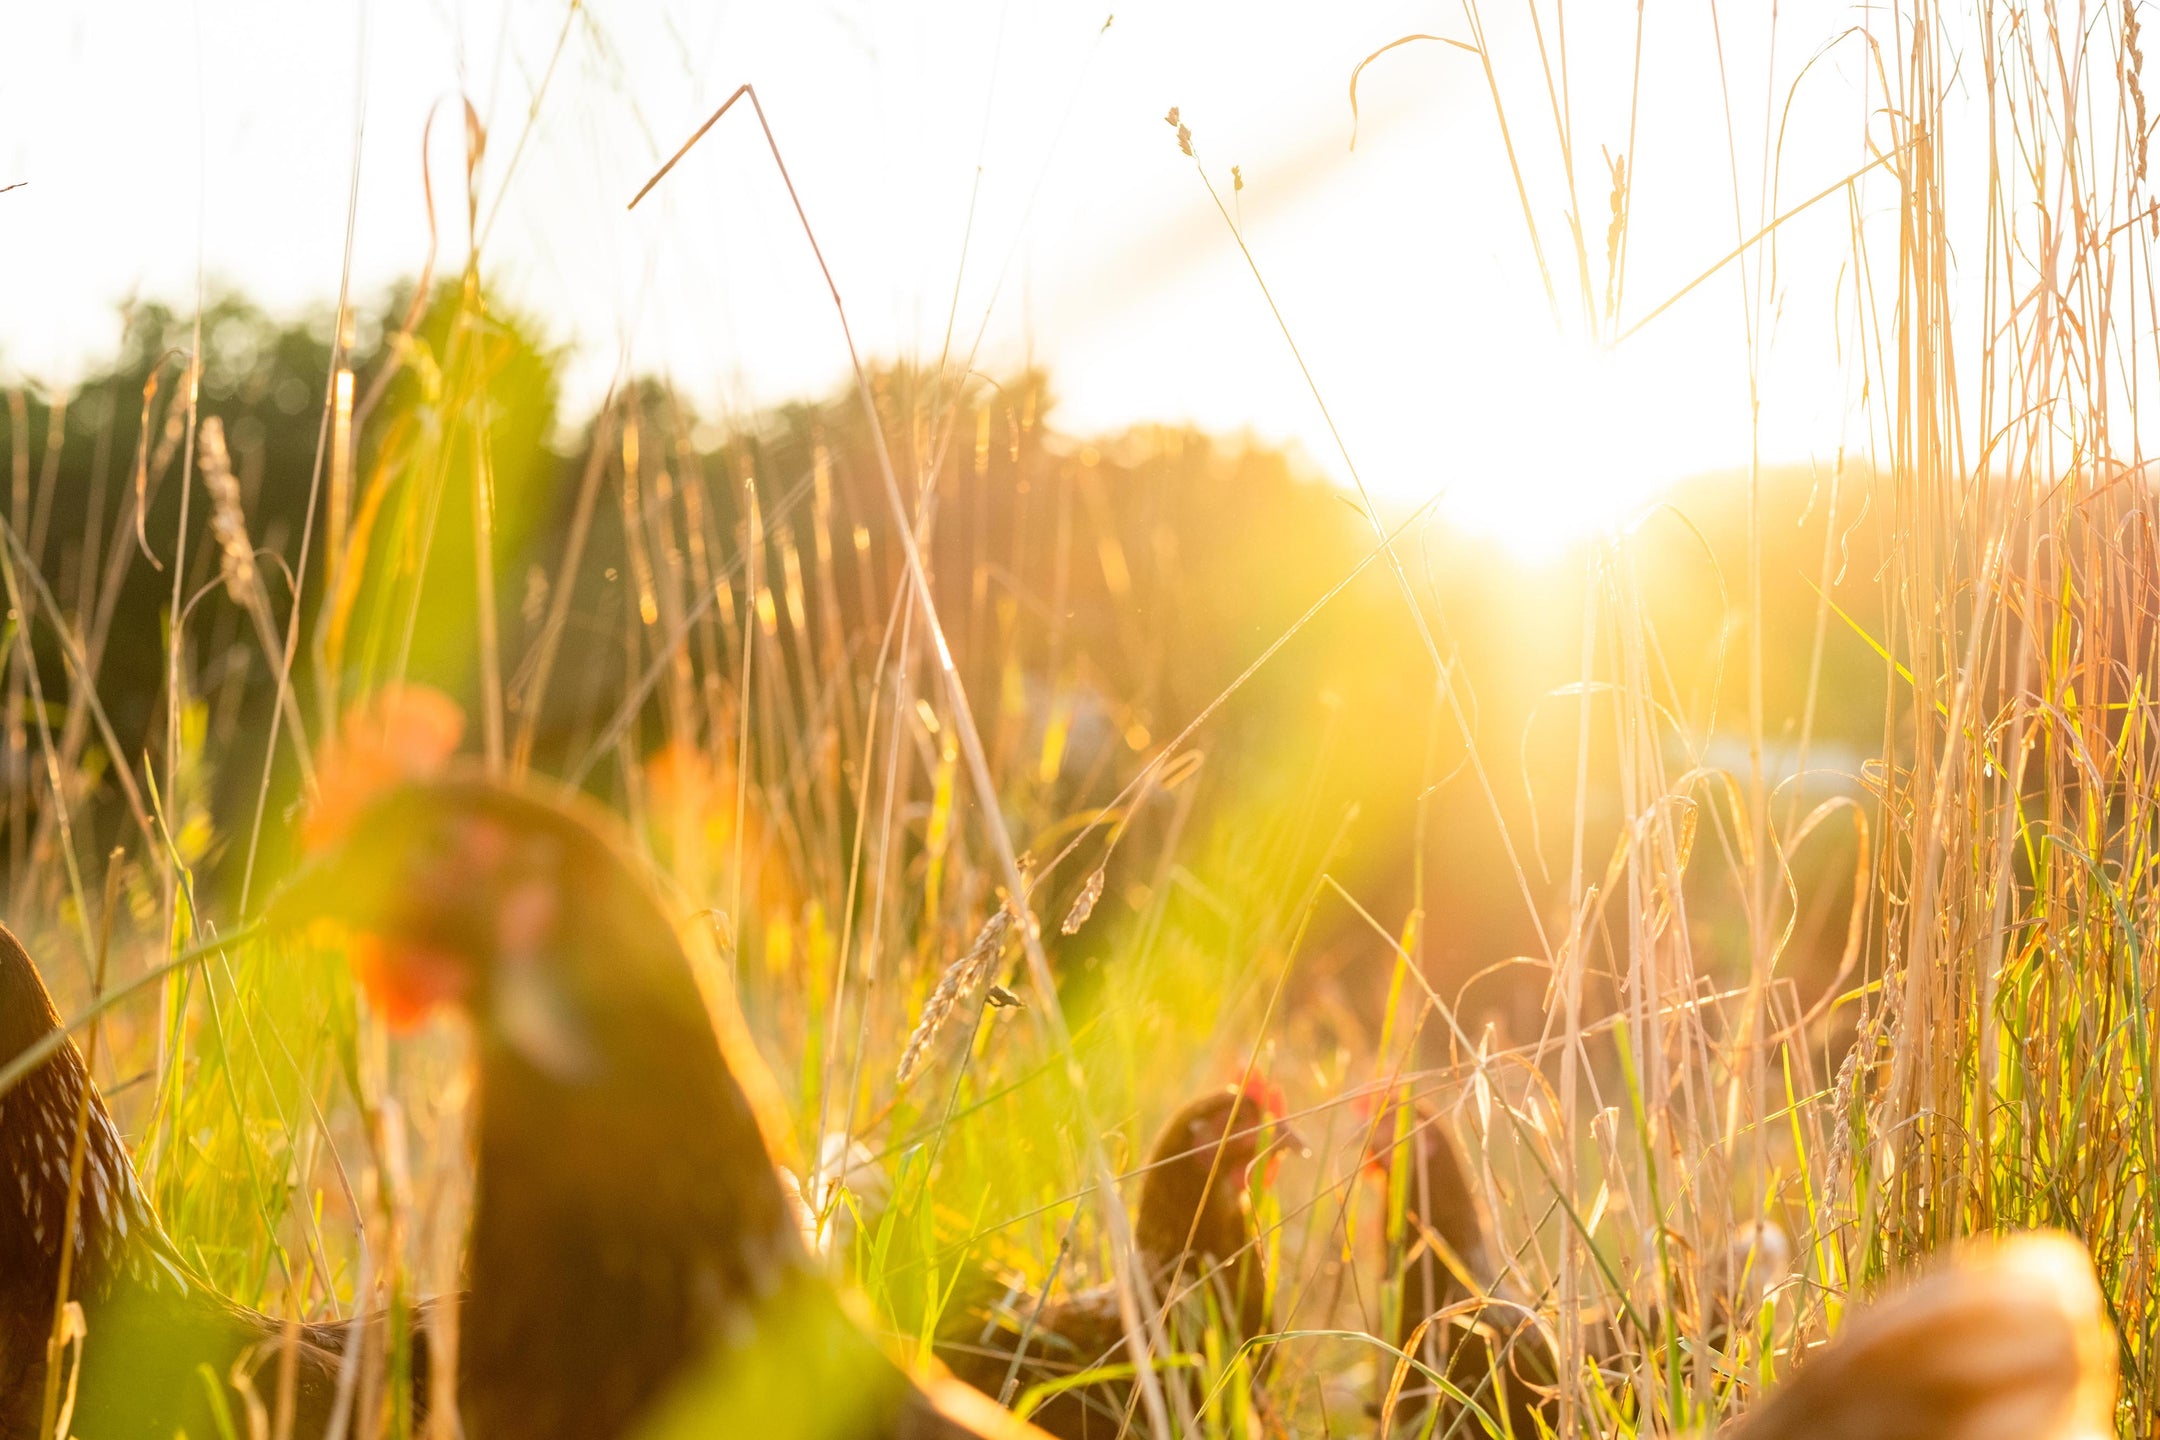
[[197, 416, 256, 604]]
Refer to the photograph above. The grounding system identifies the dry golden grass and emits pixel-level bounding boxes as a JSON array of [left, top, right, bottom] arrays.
[[0, 1, 2154, 1436]]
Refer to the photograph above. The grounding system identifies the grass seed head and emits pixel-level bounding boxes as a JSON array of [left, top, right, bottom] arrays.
[[896, 901, 1018, 1084], [197, 416, 256, 604], [1061, 866, 1105, 935]]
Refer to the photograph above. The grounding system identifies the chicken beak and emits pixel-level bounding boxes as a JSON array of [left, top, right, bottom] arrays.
[[1248, 1120, 1306, 1189]]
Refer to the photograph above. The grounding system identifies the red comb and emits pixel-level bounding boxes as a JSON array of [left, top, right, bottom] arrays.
[[304, 684, 465, 851], [1236, 1072, 1285, 1119]]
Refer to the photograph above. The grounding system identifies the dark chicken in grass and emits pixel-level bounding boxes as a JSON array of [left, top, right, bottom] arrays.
[[0, 923, 431, 1440], [1360, 1095, 1558, 1438], [289, 764, 1050, 1440], [1363, 1098, 1807, 1437], [933, 1082, 1287, 1438]]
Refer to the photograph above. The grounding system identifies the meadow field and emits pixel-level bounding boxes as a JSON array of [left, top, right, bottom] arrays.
[[0, 1, 2152, 1436]]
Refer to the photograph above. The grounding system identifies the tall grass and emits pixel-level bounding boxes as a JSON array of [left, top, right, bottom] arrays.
[[0, 1, 2153, 1436], [1845, 5, 2157, 1426]]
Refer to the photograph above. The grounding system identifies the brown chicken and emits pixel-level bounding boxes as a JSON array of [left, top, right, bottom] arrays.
[[1729, 1229, 2116, 1440], [934, 1082, 1286, 1438], [1361, 1095, 1558, 1437], [1364, 1097, 2119, 1440], [0, 922, 430, 1440], [287, 768, 1050, 1440]]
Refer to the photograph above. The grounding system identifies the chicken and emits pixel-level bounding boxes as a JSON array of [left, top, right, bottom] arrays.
[[286, 769, 1050, 1440], [1359, 1094, 1557, 1437], [1362, 1095, 2118, 1440], [1728, 1229, 2116, 1440], [0, 922, 431, 1440], [933, 1082, 1287, 1437]]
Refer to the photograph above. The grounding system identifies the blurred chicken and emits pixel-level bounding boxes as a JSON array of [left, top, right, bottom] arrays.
[[1727, 1229, 2116, 1440], [288, 765, 1051, 1440], [933, 1082, 1287, 1438], [0, 923, 432, 1439], [1362, 1094, 2117, 1440], [1362, 1095, 1815, 1436], [1359, 1093, 1563, 1437]]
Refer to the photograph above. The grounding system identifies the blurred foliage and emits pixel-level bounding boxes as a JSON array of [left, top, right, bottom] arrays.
[[1, 285, 1903, 1435], [0, 288, 1897, 1044]]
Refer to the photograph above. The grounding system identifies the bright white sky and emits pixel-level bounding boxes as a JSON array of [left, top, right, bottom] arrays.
[[1, 1, 1897, 557]]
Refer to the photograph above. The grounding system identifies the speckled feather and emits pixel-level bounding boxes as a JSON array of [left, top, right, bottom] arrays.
[[0, 923, 429, 1440], [0, 943, 188, 1305]]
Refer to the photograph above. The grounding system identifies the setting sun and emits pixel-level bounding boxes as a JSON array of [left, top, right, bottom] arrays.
[[1342, 337, 1692, 561]]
